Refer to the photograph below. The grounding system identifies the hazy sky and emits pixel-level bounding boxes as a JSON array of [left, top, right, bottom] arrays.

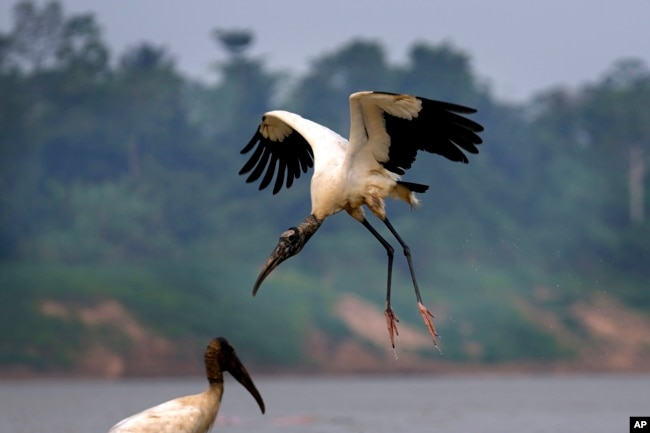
[[1, 0, 648, 102]]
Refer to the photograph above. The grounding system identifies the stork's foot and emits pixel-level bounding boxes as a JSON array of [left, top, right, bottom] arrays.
[[384, 306, 400, 349], [417, 302, 439, 347]]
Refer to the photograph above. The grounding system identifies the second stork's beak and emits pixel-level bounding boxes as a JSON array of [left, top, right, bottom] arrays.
[[221, 341, 266, 414], [252, 227, 304, 296]]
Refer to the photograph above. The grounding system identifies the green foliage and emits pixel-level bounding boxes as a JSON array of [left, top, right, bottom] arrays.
[[1, 1, 648, 373], [0, 260, 309, 368]]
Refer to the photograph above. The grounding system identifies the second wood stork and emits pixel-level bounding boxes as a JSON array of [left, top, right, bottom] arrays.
[[107, 337, 265, 433], [240, 91, 484, 349]]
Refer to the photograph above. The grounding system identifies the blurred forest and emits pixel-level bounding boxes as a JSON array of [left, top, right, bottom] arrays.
[[1, 1, 649, 376]]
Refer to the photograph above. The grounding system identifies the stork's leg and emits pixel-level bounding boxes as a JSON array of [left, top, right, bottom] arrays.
[[382, 217, 439, 347], [360, 218, 400, 349]]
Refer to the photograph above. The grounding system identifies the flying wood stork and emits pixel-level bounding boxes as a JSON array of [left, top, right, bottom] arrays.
[[240, 91, 484, 349], [107, 337, 265, 433]]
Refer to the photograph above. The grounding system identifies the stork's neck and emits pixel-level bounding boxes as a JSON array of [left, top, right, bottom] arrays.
[[297, 215, 322, 244], [204, 358, 225, 409], [205, 350, 224, 385]]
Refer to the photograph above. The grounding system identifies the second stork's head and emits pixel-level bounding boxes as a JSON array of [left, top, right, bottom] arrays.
[[252, 215, 322, 295], [205, 337, 265, 414]]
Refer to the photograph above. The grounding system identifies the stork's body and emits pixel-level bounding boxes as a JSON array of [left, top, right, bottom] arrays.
[[240, 91, 484, 349], [107, 337, 265, 433]]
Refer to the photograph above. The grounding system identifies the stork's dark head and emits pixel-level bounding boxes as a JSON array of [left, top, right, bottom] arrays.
[[253, 227, 305, 295], [205, 337, 265, 414], [252, 215, 322, 295]]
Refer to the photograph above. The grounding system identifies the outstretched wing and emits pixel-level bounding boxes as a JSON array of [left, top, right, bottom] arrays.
[[239, 111, 314, 194], [349, 91, 484, 177]]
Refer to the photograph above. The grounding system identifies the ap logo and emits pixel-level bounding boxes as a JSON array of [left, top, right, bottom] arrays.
[[631, 417, 650, 431]]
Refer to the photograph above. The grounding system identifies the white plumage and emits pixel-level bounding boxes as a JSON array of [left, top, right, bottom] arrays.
[[240, 91, 484, 348], [107, 337, 265, 433]]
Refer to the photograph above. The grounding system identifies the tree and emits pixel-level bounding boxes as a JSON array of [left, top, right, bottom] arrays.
[[56, 13, 109, 81], [4, 0, 64, 72], [580, 59, 650, 225], [528, 59, 650, 278], [213, 29, 253, 57], [193, 29, 277, 172], [289, 40, 390, 131], [395, 41, 481, 103], [115, 43, 196, 178]]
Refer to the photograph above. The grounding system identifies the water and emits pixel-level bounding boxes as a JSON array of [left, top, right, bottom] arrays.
[[1, 374, 647, 433]]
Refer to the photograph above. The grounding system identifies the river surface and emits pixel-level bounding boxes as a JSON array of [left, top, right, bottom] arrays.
[[1, 374, 647, 433]]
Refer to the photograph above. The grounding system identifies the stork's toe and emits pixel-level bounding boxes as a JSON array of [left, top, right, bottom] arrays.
[[384, 306, 400, 349], [417, 302, 439, 347]]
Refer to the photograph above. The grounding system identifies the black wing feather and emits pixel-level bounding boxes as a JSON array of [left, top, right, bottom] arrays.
[[259, 152, 278, 191], [240, 119, 314, 194], [239, 131, 265, 175], [274, 157, 287, 194], [380, 93, 484, 175], [246, 144, 272, 184]]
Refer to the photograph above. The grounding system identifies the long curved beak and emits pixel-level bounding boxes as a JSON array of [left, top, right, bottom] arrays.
[[252, 244, 291, 296], [228, 356, 266, 414]]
